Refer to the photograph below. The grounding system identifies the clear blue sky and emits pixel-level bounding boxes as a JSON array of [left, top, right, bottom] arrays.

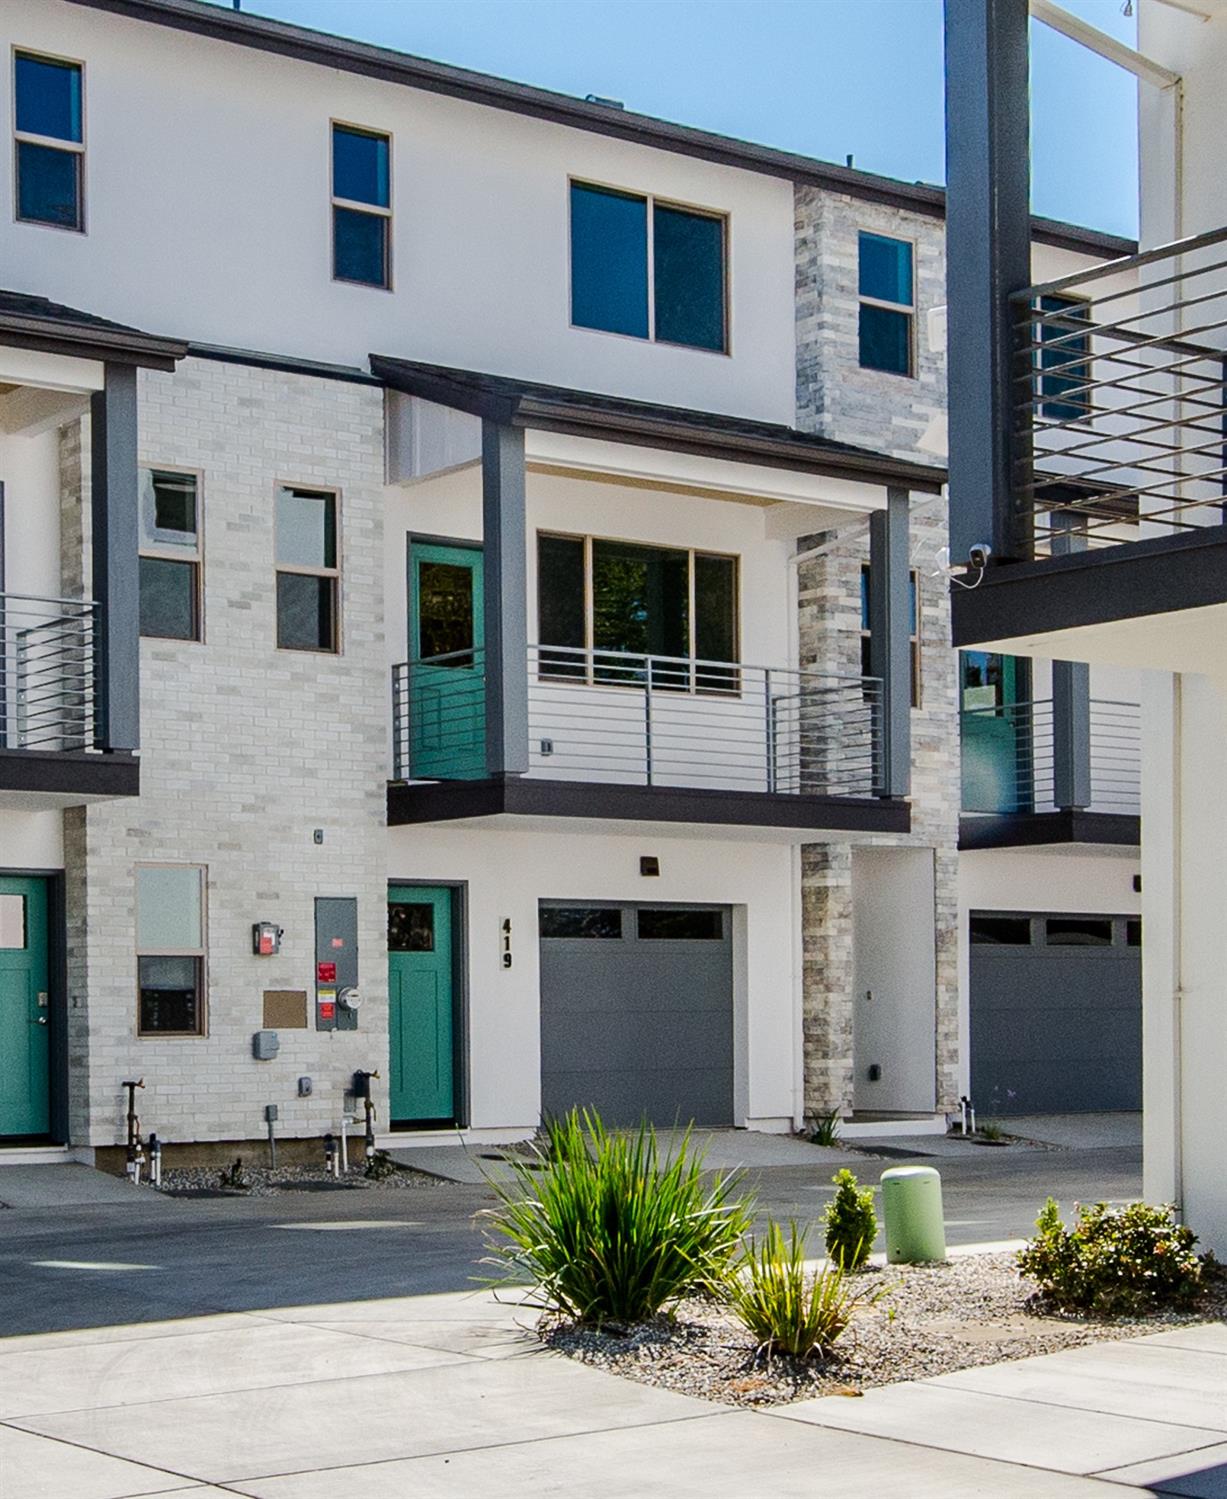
[[216, 0, 1139, 238]]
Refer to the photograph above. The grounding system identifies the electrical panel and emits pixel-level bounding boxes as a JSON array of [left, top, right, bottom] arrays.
[[315, 896, 359, 1032]]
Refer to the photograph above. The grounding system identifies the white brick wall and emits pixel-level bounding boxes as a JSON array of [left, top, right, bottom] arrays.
[[64, 358, 389, 1147]]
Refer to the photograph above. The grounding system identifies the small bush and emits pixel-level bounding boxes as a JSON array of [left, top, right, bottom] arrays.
[[978, 1120, 1007, 1142], [808, 1110, 843, 1148], [728, 1220, 873, 1359], [1018, 1198, 1204, 1316], [824, 1168, 877, 1269], [480, 1108, 752, 1325], [364, 1149, 398, 1180]]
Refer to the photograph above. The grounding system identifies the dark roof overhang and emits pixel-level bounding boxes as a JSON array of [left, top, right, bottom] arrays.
[[0, 291, 187, 371]]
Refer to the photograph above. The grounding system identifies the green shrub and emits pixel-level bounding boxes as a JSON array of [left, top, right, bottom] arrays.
[[824, 1168, 877, 1269], [480, 1108, 752, 1325], [1018, 1198, 1204, 1316], [364, 1148, 398, 1180], [727, 1220, 873, 1359], [808, 1110, 843, 1147]]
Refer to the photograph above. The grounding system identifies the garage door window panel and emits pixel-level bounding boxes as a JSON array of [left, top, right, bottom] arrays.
[[1045, 917, 1113, 947], [539, 906, 623, 939], [637, 908, 724, 940]]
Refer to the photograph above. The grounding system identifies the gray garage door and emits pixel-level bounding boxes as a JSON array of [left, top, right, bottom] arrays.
[[539, 902, 733, 1127], [970, 911, 1141, 1115]]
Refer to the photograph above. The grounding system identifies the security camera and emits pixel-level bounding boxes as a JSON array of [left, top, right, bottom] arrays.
[[968, 543, 993, 571]]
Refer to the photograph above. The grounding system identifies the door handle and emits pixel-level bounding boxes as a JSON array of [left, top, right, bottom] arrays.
[[32, 1016, 47, 1026]]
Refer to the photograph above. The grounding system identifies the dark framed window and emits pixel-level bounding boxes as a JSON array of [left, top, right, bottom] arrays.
[[139, 469, 201, 641], [637, 907, 724, 940], [1037, 294, 1091, 422], [539, 906, 623, 939], [331, 123, 390, 287], [858, 232, 913, 376], [570, 181, 727, 352], [1045, 916, 1114, 947], [969, 914, 1032, 946], [388, 902, 435, 952], [276, 486, 339, 652], [14, 52, 84, 231], [860, 563, 921, 707], [537, 532, 739, 689], [136, 865, 206, 1037]]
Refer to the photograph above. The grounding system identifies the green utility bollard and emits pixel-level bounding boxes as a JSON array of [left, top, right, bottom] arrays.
[[880, 1165, 947, 1264]]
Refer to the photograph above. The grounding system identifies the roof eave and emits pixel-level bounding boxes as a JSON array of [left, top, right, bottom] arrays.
[[0, 312, 188, 371]]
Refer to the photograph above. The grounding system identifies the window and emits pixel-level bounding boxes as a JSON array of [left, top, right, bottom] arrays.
[[858, 232, 913, 375], [537, 532, 738, 689], [276, 486, 339, 652], [539, 906, 623, 939], [14, 51, 84, 231], [137, 865, 205, 1036], [860, 564, 921, 707], [570, 181, 727, 352], [0, 894, 25, 949], [1127, 919, 1142, 948], [388, 902, 434, 952], [1045, 916, 1113, 947], [637, 908, 724, 941], [139, 469, 201, 641], [331, 123, 390, 287], [1037, 294, 1091, 422], [969, 914, 1032, 946]]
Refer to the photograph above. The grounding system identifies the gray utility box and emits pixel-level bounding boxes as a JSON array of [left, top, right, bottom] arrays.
[[315, 896, 359, 1032], [252, 1030, 280, 1060]]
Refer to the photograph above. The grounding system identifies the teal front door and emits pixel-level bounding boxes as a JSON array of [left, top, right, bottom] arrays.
[[388, 886, 456, 1124], [409, 543, 486, 780], [961, 653, 1031, 812], [0, 876, 50, 1137]]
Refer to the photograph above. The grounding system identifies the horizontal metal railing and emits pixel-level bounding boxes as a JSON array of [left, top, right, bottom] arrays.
[[0, 593, 97, 752], [1011, 224, 1227, 554], [392, 644, 884, 798], [961, 697, 1139, 816]]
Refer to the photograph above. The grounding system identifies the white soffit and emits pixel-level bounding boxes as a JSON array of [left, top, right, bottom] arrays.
[[0, 347, 104, 395]]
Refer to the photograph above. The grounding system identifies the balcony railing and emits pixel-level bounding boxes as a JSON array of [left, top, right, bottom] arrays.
[[0, 593, 96, 752], [1012, 225, 1227, 556], [961, 697, 1140, 816], [392, 645, 883, 799]]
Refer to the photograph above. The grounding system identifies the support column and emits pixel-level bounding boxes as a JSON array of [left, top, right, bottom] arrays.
[[868, 487, 911, 799], [90, 363, 139, 753], [943, 0, 1033, 564], [481, 419, 529, 777]]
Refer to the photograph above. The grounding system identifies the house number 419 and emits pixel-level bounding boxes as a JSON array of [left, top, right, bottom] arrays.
[[501, 918, 512, 969]]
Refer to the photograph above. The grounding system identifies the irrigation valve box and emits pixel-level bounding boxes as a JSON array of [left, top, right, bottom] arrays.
[[315, 896, 359, 1032]]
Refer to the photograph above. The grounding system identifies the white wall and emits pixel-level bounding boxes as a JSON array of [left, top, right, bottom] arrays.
[[2, 0, 797, 424], [386, 823, 800, 1131], [0, 809, 63, 869], [0, 426, 63, 602]]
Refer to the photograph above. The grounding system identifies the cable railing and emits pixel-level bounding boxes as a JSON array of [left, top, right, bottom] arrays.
[[1010, 224, 1227, 554], [392, 644, 884, 798], [961, 697, 1140, 816], [0, 593, 96, 752]]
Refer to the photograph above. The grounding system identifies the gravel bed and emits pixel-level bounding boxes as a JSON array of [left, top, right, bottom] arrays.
[[146, 1159, 445, 1198], [544, 1252, 1227, 1408]]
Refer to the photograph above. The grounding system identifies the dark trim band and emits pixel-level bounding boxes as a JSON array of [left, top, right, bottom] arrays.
[[0, 749, 140, 798], [959, 809, 1140, 851]]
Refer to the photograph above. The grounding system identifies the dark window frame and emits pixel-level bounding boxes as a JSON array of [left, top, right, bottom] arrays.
[[139, 466, 203, 643], [857, 229, 915, 377], [568, 178, 730, 355], [136, 863, 207, 1038], [860, 562, 921, 708], [1037, 293, 1092, 423], [13, 48, 85, 233], [330, 119, 392, 290], [275, 483, 341, 654]]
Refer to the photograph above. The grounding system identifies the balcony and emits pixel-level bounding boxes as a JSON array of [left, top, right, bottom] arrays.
[[960, 696, 1140, 851], [0, 592, 136, 802], [389, 646, 905, 837]]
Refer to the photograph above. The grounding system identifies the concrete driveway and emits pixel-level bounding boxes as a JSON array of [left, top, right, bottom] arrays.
[[2, 1284, 1225, 1497]]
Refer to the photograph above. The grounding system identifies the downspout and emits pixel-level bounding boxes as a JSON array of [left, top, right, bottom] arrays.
[[1171, 674, 1184, 1214]]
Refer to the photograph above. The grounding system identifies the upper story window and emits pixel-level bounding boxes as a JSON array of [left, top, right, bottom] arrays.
[[14, 51, 84, 231], [858, 232, 914, 376], [331, 123, 391, 288], [276, 485, 340, 653], [537, 532, 738, 689], [570, 181, 727, 353], [860, 562, 921, 707], [139, 469, 202, 642], [1037, 293, 1091, 422]]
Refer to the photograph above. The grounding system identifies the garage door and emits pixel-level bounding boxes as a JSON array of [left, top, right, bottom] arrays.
[[538, 902, 733, 1128], [970, 911, 1141, 1115]]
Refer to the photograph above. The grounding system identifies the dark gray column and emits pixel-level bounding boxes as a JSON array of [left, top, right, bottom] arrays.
[[869, 488, 911, 799], [481, 420, 529, 777], [1050, 515, 1091, 808], [943, 0, 1033, 564], [90, 363, 140, 753]]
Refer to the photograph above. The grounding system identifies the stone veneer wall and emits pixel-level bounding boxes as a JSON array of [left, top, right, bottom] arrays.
[[60, 358, 389, 1147], [795, 185, 960, 1117]]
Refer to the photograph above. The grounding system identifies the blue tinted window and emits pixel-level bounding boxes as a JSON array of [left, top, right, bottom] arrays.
[[332, 125, 389, 208], [654, 204, 725, 352], [333, 206, 388, 287], [859, 303, 911, 375], [570, 183, 648, 339], [858, 232, 913, 305], [1038, 294, 1090, 421], [16, 141, 81, 229], [15, 54, 82, 143]]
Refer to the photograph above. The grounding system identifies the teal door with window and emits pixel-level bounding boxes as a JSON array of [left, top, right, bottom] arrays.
[[409, 543, 485, 780], [0, 876, 50, 1137], [961, 653, 1031, 813], [388, 886, 456, 1124]]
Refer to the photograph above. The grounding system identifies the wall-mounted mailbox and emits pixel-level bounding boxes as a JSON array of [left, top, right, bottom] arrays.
[[315, 897, 359, 1032]]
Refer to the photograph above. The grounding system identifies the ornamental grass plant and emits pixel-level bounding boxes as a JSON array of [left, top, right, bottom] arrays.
[[480, 1108, 753, 1325]]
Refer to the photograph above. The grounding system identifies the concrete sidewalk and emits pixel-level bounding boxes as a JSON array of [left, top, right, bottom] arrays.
[[3, 1282, 1225, 1497]]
